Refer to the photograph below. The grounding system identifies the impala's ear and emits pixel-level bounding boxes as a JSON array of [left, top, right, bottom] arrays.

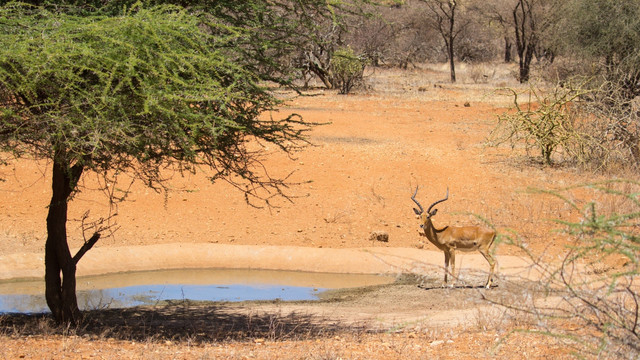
[[413, 208, 421, 216], [430, 209, 438, 216]]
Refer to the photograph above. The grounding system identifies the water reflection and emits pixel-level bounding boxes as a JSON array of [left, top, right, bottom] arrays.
[[0, 269, 393, 314]]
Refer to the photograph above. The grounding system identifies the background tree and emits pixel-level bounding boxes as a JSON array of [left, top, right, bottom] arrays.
[[550, 0, 640, 169], [345, 3, 396, 67], [285, 1, 369, 89], [511, 0, 557, 82], [558, 0, 640, 98], [421, 0, 470, 83], [347, 1, 440, 69], [0, 3, 314, 324], [295, 18, 346, 89], [511, 0, 537, 82], [470, 0, 515, 63]]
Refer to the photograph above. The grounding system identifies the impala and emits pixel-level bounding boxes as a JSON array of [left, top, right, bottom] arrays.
[[411, 186, 497, 288]]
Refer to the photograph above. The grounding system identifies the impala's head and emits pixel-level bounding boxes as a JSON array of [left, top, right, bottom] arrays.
[[411, 186, 449, 228]]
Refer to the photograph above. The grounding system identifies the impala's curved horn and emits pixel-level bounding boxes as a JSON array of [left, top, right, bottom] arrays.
[[411, 186, 424, 215], [427, 188, 449, 215]]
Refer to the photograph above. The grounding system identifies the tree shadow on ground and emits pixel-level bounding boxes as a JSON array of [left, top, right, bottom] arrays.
[[0, 301, 372, 343]]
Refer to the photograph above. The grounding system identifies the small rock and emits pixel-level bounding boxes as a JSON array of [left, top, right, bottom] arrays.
[[430, 340, 445, 347], [369, 231, 389, 242]]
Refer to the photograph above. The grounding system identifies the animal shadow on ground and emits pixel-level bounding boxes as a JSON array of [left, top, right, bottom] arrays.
[[410, 267, 502, 291], [0, 301, 372, 344], [417, 283, 499, 290]]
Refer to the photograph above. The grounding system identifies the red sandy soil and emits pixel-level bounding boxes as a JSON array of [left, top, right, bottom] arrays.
[[0, 64, 610, 359]]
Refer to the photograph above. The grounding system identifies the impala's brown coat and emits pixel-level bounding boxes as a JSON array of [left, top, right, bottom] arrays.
[[413, 187, 497, 288]]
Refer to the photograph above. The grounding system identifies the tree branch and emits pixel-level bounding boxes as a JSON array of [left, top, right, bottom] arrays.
[[72, 232, 100, 265]]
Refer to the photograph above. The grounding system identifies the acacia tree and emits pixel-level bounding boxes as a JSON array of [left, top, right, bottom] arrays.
[[3, 0, 357, 91], [0, 4, 313, 324]]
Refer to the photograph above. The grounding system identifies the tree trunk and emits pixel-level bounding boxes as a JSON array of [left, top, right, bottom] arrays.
[[504, 36, 513, 63], [513, 0, 536, 83], [306, 57, 333, 89], [447, 3, 456, 83], [519, 45, 534, 83], [45, 158, 83, 324], [448, 42, 456, 83]]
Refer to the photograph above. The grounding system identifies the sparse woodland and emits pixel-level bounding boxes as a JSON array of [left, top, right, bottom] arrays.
[[1, 0, 639, 358]]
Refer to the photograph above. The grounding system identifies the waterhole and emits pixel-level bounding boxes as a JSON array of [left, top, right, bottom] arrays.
[[0, 269, 394, 314]]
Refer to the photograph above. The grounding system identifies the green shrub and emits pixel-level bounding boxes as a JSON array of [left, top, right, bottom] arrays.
[[330, 47, 367, 94]]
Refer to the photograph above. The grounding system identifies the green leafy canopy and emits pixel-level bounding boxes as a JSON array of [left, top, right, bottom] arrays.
[[0, 2, 311, 197]]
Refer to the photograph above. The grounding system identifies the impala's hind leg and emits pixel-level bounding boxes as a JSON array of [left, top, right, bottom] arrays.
[[443, 250, 451, 285], [479, 249, 497, 288]]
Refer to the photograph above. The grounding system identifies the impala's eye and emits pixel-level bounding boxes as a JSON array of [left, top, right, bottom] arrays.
[[420, 224, 424, 228]]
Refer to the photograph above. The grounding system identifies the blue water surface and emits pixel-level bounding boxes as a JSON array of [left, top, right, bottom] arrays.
[[0, 283, 324, 314]]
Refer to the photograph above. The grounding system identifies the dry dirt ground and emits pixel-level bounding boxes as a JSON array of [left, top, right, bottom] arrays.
[[0, 64, 612, 359]]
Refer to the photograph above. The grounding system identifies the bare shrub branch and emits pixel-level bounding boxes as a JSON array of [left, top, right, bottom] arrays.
[[490, 181, 640, 358], [488, 82, 593, 165]]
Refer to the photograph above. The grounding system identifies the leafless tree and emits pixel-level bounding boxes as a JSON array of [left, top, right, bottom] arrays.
[[345, 2, 439, 69], [511, 0, 558, 82], [512, 0, 537, 82], [420, 0, 471, 82], [470, 0, 515, 63]]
